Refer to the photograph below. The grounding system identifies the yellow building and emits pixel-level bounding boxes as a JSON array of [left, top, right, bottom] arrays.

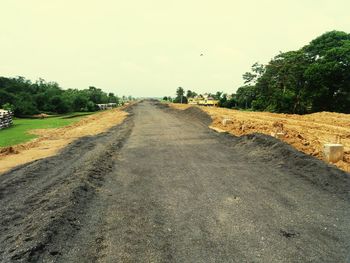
[[188, 95, 219, 106]]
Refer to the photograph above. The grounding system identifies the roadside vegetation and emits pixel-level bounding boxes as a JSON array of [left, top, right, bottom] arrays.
[[0, 77, 133, 117], [0, 113, 93, 147], [166, 30, 350, 114]]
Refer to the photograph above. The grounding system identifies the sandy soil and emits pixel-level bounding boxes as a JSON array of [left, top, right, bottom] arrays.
[[0, 108, 128, 174], [170, 103, 350, 173]]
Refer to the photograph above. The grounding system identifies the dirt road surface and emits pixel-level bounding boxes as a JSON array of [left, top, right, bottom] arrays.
[[171, 103, 350, 173], [1, 101, 350, 262]]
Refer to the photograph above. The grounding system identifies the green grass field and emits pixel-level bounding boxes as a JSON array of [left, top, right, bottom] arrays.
[[0, 112, 94, 147]]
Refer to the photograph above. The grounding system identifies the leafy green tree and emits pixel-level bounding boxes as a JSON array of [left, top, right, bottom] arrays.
[[0, 76, 121, 116], [186, 90, 197, 98], [213, 91, 223, 100], [50, 96, 71, 114], [177, 87, 184, 97], [2, 103, 14, 112], [243, 62, 265, 84], [73, 95, 88, 111], [236, 85, 257, 109], [14, 95, 38, 116], [303, 31, 350, 112], [174, 87, 187, 103], [238, 30, 350, 114], [219, 94, 236, 109], [87, 101, 97, 112], [108, 93, 119, 104], [0, 89, 16, 106]]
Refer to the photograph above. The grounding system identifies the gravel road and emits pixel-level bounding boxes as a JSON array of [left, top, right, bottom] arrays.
[[1, 101, 350, 262]]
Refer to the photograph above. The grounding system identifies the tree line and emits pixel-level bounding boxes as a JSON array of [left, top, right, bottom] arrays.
[[0, 76, 129, 116], [167, 30, 350, 114]]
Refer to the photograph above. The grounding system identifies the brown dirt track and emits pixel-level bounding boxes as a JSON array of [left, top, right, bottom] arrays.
[[170, 103, 350, 173]]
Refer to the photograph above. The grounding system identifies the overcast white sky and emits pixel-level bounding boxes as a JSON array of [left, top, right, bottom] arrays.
[[1, 0, 349, 97]]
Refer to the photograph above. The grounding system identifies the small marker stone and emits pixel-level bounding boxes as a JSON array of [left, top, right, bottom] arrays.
[[324, 144, 344, 163]]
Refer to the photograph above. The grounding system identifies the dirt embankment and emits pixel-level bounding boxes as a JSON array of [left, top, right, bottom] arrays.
[[0, 117, 133, 262], [0, 107, 130, 174], [170, 103, 350, 173]]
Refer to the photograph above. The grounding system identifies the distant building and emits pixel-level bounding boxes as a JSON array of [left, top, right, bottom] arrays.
[[0, 109, 13, 130], [97, 103, 117, 110], [188, 94, 219, 106]]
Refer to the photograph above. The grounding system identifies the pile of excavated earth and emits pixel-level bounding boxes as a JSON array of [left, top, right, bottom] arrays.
[[170, 103, 350, 173]]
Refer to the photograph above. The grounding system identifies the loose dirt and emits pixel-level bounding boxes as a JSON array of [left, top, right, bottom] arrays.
[[170, 103, 350, 173], [1, 101, 350, 262], [0, 108, 128, 174]]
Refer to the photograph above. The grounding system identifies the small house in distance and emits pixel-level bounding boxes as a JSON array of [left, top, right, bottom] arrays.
[[0, 109, 13, 130], [97, 103, 117, 110], [188, 94, 219, 106]]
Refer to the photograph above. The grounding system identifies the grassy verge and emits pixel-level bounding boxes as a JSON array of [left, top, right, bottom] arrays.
[[0, 112, 94, 147]]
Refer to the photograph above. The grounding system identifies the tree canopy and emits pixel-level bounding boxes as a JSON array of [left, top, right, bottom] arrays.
[[173, 87, 188, 103], [237, 30, 350, 114], [0, 77, 121, 116]]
